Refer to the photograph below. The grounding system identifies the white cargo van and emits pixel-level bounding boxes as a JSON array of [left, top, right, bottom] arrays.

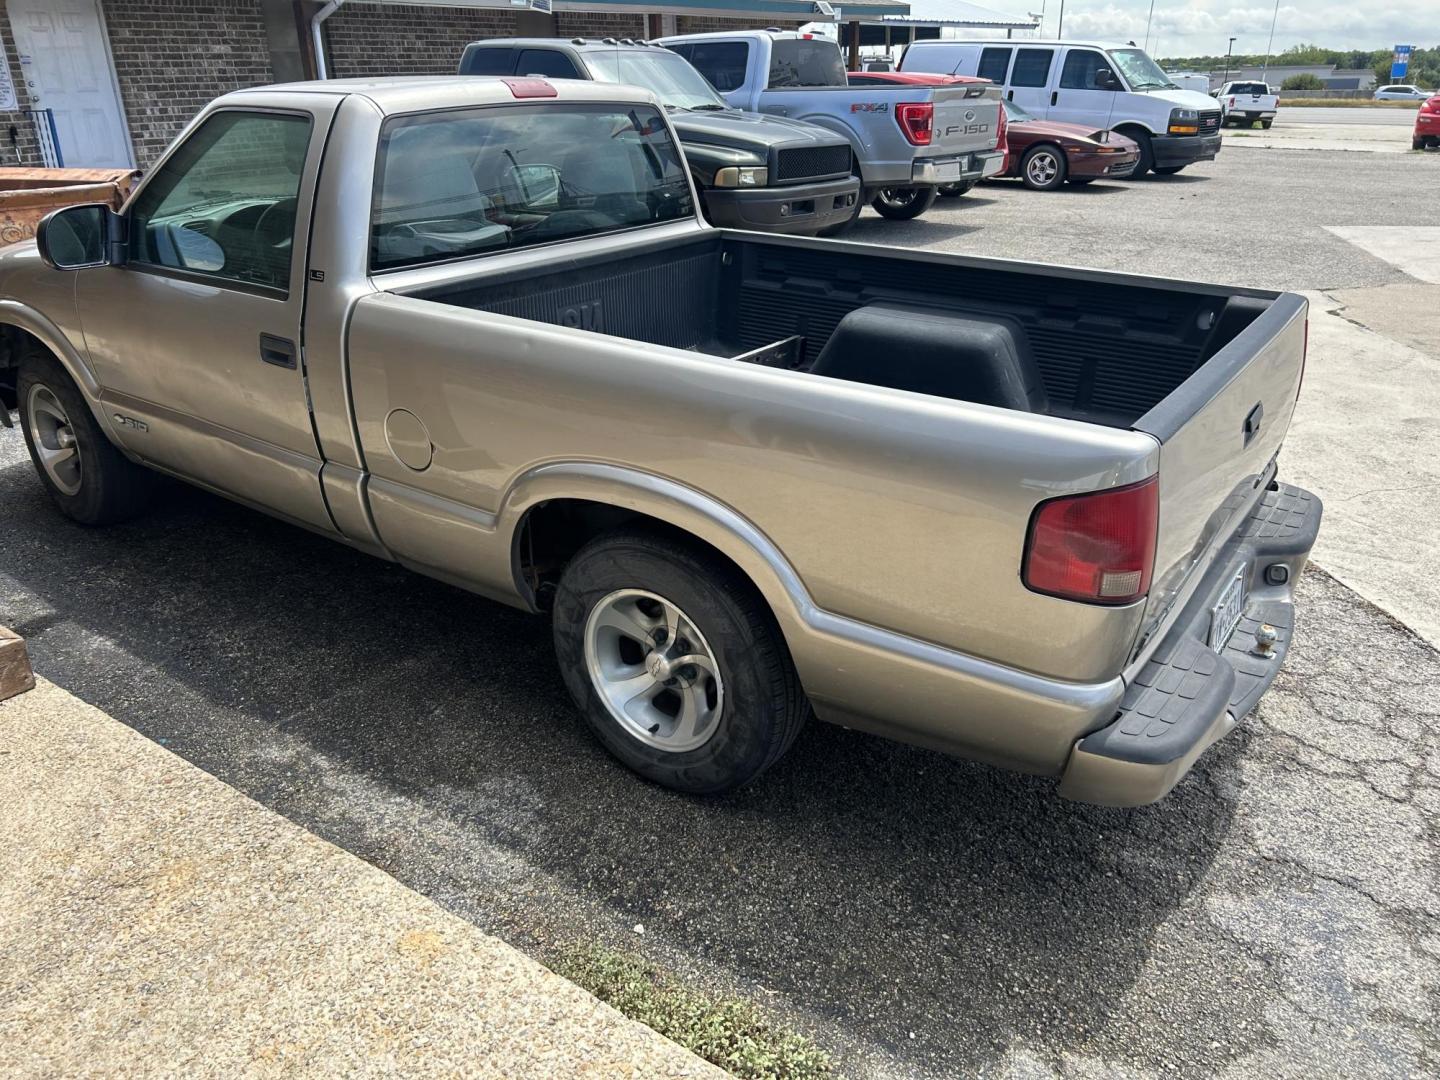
[[900, 39, 1222, 177]]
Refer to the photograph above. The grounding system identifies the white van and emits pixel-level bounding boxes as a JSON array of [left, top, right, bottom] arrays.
[[900, 39, 1222, 177]]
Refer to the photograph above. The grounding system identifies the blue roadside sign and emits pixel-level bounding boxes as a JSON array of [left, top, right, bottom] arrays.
[[1391, 45, 1413, 80]]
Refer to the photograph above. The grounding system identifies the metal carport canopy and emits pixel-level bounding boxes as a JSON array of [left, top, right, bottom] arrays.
[[311, 0, 911, 78]]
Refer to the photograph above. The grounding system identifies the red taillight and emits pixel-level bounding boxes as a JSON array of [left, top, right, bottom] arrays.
[[1023, 477, 1159, 605], [996, 100, 1009, 161], [896, 102, 933, 146]]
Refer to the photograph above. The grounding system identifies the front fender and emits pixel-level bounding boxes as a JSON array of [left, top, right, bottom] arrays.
[[0, 298, 121, 444]]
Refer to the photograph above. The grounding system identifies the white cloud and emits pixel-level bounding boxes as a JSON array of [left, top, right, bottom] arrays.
[[987, 2, 1433, 55]]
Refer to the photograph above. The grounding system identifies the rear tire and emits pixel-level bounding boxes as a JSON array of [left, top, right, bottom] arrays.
[[936, 182, 974, 198], [552, 530, 807, 795], [1020, 144, 1067, 190], [1415, 137, 1427, 150], [870, 185, 938, 220], [17, 342, 157, 525], [1261, 119, 1273, 130]]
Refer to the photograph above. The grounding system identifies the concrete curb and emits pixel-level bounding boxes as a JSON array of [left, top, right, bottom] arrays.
[[0, 625, 35, 702], [0, 678, 726, 1079]]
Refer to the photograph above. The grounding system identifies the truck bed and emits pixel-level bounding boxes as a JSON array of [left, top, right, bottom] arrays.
[[415, 232, 1271, 428]]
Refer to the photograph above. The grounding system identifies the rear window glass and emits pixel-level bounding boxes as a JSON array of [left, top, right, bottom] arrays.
[[515, 49, 580, 79], [371, 104, 693, 272], [768, 39, 846, 88], [459, 48, 513, 76], [1010, 49, 1054, 88], [1229, 82, 1269, 95]]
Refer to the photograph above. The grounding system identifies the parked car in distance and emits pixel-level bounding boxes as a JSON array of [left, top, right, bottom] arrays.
[[5, 76, 1321, 808], [995, 99, 1140, 188], [661, 29, 1004, 221], [899, 38, 1222, 177], [458, 38, 859, 237], [1214, 81, 1278, 129], [1375, 84, 1431, 100], [1166, 72, 1213, 96], [1416, 92, 1440, 149]]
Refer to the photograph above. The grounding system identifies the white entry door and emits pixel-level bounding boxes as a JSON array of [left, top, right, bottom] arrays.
[[7, 0, 133, 167]]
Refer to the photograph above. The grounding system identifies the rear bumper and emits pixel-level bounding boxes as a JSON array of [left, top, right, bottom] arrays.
[[1058, 482, 1322, 807], [910, 150, 1005, 186], [701, 176, 860, 235], [1152, 133, 1222, 167]]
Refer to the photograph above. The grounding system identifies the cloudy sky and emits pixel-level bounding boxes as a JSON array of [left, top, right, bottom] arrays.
[[979, 3, 1431, 57]]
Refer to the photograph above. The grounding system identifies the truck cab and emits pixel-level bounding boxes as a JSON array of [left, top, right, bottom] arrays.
[[899, 38, 1222, 177], [459, 38, 860, 236]]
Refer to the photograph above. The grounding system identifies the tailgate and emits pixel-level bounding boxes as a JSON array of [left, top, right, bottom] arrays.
[[1133, 292, 1308, 638], [930, 85, 1003, 156]]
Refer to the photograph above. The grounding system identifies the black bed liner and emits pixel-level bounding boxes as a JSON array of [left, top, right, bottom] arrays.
[[417, 232, 1273, 427]]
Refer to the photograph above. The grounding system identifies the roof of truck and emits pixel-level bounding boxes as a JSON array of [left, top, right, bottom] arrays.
[[224, 75, 658, 114]]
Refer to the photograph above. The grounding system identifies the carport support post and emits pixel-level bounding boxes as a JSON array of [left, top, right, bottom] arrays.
[[847, 20, 860, 71]]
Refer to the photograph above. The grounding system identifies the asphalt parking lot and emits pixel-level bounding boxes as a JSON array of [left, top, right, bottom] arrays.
[[3, 141, 1438, 1078]]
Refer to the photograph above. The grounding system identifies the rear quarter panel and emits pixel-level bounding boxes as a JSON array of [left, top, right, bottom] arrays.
[[346, 290, 1161, 683]]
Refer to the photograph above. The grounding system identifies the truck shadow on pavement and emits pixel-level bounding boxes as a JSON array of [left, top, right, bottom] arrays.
[[0, 456, 1248, 1076]]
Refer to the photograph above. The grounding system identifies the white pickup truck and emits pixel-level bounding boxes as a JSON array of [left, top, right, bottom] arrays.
[[1215, 81, 1278, 129], [661, 30, 1004, 221]]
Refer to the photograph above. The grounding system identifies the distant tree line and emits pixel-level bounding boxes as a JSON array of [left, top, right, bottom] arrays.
[[1159, 43, 1439, 89]]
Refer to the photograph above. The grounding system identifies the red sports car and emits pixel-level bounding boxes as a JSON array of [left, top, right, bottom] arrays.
[[1415, 93, 1440, 150], [997, 100, 1141, 190]]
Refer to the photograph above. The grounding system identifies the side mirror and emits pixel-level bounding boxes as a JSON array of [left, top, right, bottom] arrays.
[[503, 163, 561, 209], [36, 203, 125, 271]]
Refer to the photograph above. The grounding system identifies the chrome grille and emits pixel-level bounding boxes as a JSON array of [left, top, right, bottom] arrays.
[[775, 145, 852, 183]]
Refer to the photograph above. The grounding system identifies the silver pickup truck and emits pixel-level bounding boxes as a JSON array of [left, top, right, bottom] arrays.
[[0, 76, 1320, 807], [661, 30, 1004, 222]]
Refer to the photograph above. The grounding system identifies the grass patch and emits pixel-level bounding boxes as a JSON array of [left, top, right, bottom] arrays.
[[552, 941, 834, 1080], [1282, 98, 1422, 109]]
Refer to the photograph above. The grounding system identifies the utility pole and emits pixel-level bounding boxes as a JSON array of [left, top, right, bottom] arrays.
[[1057, 0, 1065, 38], [1221, 36, 1236, 84], [1143, 0, 1156, 52], [1262, 0, 1281, 79]]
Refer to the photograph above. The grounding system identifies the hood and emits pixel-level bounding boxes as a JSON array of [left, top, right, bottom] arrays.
[[1139, 88, 1221, 111], [1013, 119, 1139, 148], [668, 109, 849, 155]]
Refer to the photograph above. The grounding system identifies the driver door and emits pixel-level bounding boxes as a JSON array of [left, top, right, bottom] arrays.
[[1053, 48, 1121, 132], [75, 104, 337, 531]]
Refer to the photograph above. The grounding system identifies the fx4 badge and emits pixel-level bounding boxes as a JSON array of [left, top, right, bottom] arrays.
[[850, 101, 890, 113], [113, 413, 149, 432]]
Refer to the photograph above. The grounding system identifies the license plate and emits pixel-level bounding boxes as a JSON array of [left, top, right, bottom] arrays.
[[1209, 569, 1247, 650], [935, 159, 965, 180]]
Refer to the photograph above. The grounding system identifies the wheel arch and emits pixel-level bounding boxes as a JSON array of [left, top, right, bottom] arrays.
[[0, 303, 116, 439], [500, 463, 812, 642]]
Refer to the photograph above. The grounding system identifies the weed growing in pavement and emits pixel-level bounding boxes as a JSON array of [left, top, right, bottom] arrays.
[[552, 941, 834, 1080]]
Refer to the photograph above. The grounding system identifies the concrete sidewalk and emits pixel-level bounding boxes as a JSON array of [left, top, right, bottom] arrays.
[[0, 678, 723, 1079]]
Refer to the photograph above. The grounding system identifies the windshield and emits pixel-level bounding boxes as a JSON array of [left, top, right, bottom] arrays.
[[1108, 48, 1176, 91], [585, 49, 729, 110], [1002, 100, 1036, 123]]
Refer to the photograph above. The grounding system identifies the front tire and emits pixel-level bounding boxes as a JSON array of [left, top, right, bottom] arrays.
[[1122, 129, 1154, 178], [17, 343, 156, 525], [552, 530, 807, 794], [1153, 165, 1186, 175], [870, 185, 939, 220], [936, 182, 974, 198], [1020, 144, 1067, 190]]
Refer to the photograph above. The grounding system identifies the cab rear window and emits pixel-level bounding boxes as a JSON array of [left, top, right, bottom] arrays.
[[370, 103, 694, 271], [768, 39, 846, 88]]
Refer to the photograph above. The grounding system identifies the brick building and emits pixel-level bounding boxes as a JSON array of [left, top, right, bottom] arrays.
[[0, 0, 887, 171]]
